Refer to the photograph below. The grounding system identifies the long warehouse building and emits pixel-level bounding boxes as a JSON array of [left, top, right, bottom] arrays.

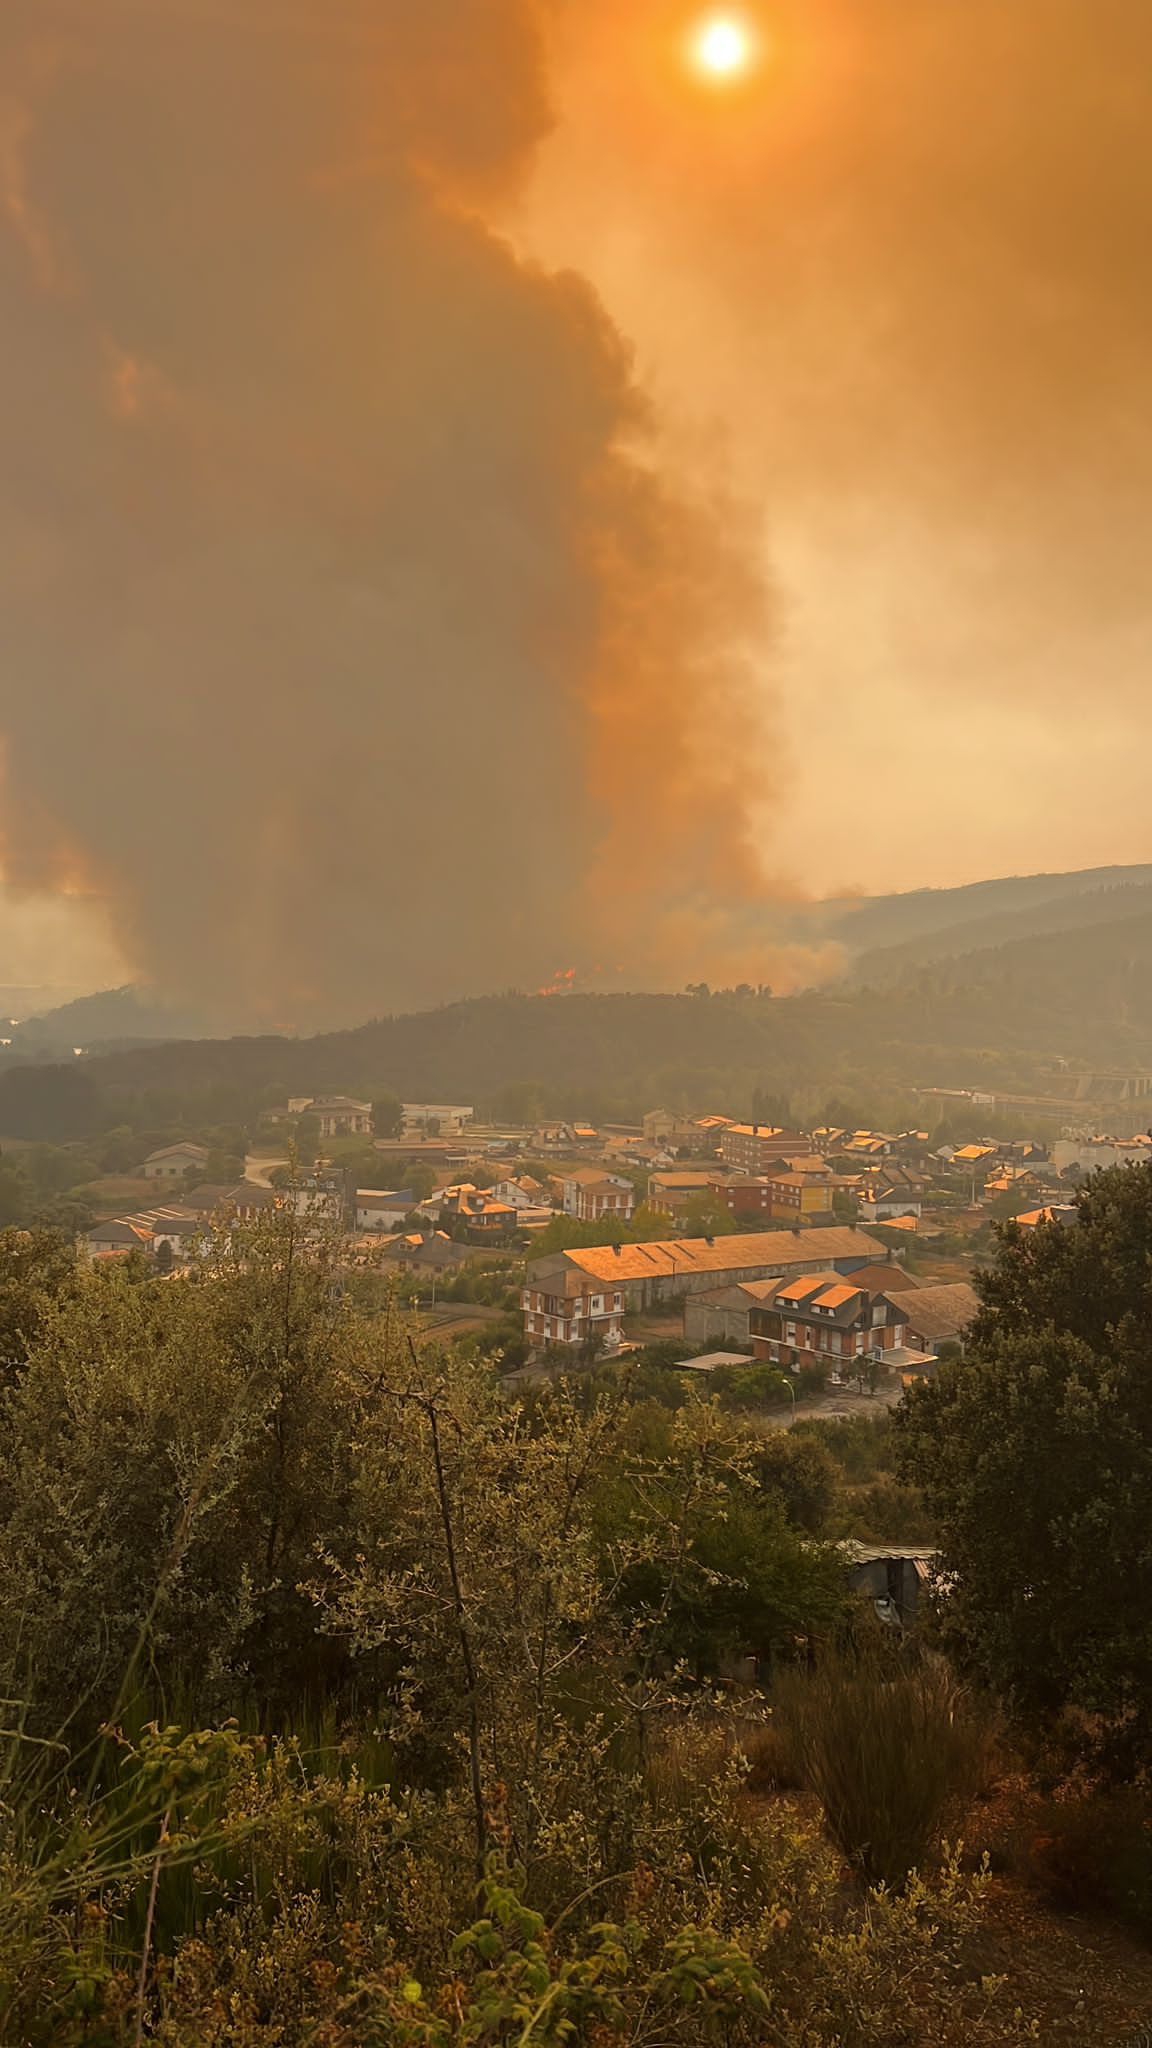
[[523, 1226, 888, 1351]]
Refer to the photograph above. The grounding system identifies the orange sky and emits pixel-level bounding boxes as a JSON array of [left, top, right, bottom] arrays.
[[507, 0, 1152, 894], [3, 1, 1152, 1011]]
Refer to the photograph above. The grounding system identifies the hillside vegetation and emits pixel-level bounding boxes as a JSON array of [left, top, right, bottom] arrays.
[[4, 1177, 1152, 2041], [3, 867, 1152, 1139]]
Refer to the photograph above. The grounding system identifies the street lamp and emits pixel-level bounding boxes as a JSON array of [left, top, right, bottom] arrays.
[[772, 1372, 797, 1423]]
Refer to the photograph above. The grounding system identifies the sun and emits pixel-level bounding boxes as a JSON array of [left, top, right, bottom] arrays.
[[691, 13, 756, 82]]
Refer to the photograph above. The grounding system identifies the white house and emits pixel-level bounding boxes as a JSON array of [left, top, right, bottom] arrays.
[[402, 1103, 475, 1137], [492, 1176, 551, 1211], [140, 1142, 210, 1182], [313, 1097, 373, 1138], [560, 1169, 635, 1225], [858, 1195, 923, 1226], [1053, 1135, 1152, 1177], [355, 1190, 415, 1231], [147, 1210, 206, 1260]]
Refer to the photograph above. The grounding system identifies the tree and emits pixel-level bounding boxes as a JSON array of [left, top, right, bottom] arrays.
[[679, 1195, 742, 1238], [23, 1144, 96, 1197], [753, 1430, 838, 1533], [897, 1164, 1152, 1774], [0, 1228, 78, 1392], [407, 1162, 437, 1203], [294, 1111, 321, 1165], [372, 1092, 403, 1138], [203, 1147, 245, 1185], [0, 1205, 395, 1735], [0, 1161, 31, 1228]]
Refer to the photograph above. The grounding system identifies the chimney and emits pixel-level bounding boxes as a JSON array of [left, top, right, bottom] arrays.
[[612, 1241, 622, 1256]]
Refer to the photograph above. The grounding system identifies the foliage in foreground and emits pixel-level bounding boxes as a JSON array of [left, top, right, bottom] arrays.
[[0, 1210, 1057, 2042], [774, 1644, 992, 1888], [897, 1164, 1152, 1777], [0, 1716, 1029, 2048]]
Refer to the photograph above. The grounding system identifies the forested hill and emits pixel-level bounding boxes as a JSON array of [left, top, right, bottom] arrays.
[[846, 881, 1152, 988], [5, 898, 1152, 1140], [0, 994, 859, 1138]]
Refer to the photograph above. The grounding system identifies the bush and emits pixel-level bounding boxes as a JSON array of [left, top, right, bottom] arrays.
[[1025, 1792, 1152, 1933], [774, 1645, 991, 1888], [846, 1477, 937, 1546], [738, 1715, 804, 1794]]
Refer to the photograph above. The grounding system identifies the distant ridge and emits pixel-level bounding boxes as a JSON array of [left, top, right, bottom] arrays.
[[844, 880, 1152, 988], [812, 863, 1152, 957], [10, 985, 226, 1052], [3, 862, 1151, 1139]]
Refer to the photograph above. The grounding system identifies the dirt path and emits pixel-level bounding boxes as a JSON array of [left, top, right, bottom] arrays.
[[966, 1871, 1152, 2042]]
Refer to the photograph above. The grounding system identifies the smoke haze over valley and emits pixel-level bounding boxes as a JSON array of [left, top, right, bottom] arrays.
[[2, 3, 1152, 1020]]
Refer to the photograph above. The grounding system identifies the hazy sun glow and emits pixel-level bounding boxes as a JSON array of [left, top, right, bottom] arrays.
[[692, 14, 755, 81]]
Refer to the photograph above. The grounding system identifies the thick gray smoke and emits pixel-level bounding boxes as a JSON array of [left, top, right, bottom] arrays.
[[0, 1, 780, 1026]]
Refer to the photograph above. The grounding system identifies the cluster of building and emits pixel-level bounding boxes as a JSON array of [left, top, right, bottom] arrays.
[[82, 1090, 1141, 1319], [521, 1223, 980, 1371]]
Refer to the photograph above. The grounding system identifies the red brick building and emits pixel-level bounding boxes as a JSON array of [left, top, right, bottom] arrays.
[[750, 1270, 912, 1370], [719, 1125, 817, 1174]]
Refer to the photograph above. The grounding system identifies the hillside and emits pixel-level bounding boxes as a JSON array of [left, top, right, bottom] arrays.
[[807, 862, 1152, 958], [888, 906, 1152, 1056], [3, 865, 1152, 1141], [10, 985, 222, 1053], [846, 880, 1152, 988], [0, 945, 1149, 1143]]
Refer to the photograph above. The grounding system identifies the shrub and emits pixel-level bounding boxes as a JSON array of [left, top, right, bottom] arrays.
[[1025, 1792, 1152, 1933], [738, 1715, 804, 1794], [774, 1645, 991, 1888]]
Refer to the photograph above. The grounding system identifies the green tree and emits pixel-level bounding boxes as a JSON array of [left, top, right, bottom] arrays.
[[680, 1195, 743, 1237], [897, 1164, 1152, 1773], [372, 1092, 403, 1137], [753, 1430, 838, 1533], [0, 1206, 396, 1735], [0, 1228, 77, 1392], [0, 1157, 32, 1228], [408, 1162, 437, 1203], [294, 1111, 321, 1165]]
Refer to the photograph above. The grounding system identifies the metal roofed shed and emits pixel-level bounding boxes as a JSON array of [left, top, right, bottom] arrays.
[[839, 1544, 940, 1627], [675, 1350, 755, 1373]]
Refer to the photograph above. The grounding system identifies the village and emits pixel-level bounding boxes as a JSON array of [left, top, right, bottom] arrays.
[[77, 1092, 1147, 1392]]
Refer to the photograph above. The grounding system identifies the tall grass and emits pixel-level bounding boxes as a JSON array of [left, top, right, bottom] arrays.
[[774, 1646, 991, 1888]]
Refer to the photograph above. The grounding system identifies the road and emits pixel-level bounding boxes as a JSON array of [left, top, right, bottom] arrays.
[[244, 1152, 289, 1188], [753, 1381, 905, 1432]]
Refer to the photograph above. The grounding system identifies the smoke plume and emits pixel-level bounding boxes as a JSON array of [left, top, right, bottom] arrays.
[[0, 0, 786, 1027], [520, 0, 1152, 893]]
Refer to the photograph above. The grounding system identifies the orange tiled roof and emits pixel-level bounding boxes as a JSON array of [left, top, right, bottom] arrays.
[[812, 1282, 860, 1311], [539, 1226, 886, 1287], [775, 1272, 840, 1305]]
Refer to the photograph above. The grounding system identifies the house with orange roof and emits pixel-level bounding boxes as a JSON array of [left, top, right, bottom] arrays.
[[523, 1226, 887, 1351], [1015, 1204, 1079, 1231], [750, 1270, 916, 1372], [560, 1166, 636, 1225], [85, 1216, 158, 1259]]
